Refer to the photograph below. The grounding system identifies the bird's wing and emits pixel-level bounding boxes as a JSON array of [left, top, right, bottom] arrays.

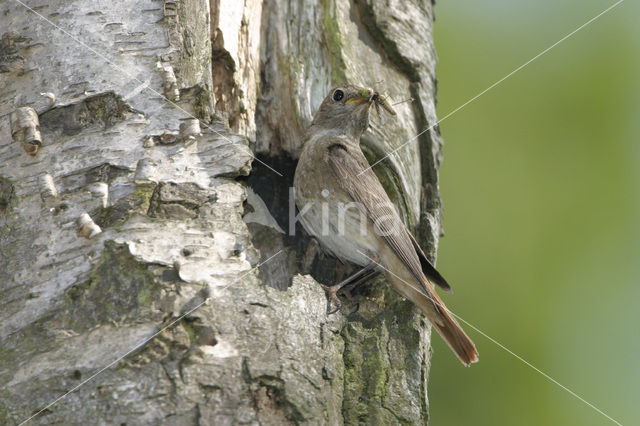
[[405, 231, 452, 293], [326, 140, 431, 295], [326, 140, 479, 366]]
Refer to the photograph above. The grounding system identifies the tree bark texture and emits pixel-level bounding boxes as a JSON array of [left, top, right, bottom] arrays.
[[0, 0, 444, 424]]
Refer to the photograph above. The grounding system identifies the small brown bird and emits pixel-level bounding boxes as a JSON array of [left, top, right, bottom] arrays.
[[293, 85, 478, 366]]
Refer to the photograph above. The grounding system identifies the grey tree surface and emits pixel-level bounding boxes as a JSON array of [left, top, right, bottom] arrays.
[[0, 0, 445, 424]]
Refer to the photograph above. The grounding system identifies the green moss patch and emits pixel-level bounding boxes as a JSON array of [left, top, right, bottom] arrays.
[[0, 176, 14, 216], [322, 0, 347, 85], [63, 241, 160, 331], [92, 183, 155, 228], [39, 92, 138, 136]]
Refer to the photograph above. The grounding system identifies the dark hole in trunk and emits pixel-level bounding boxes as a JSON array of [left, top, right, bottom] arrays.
[[243, 153, 358, 292]]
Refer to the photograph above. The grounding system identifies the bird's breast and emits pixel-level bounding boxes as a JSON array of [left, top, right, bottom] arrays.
[[294, 171, 379, 267]]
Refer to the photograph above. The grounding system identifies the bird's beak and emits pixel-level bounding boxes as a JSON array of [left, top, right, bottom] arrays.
[[345, 90, 373, 107], [345, 96, 370, 106]]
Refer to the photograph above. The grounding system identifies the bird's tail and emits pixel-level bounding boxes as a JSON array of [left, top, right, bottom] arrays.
[[427, 290, 479, 366], [389, 271, 478, 366]]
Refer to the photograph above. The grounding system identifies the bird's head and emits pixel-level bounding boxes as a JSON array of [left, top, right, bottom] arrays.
[[311, 85, 374, 139]]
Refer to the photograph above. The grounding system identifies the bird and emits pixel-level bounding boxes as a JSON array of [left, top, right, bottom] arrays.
[[293, 84, 478, 366]]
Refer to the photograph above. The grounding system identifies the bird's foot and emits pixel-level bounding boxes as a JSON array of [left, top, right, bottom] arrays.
[[318, 262, 379, 315], [319, 283, 344, 314]]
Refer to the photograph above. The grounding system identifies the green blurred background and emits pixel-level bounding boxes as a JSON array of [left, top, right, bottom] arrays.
[[430, 1, 639, 425]]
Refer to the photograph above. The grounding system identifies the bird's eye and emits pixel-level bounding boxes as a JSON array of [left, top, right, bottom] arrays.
[[332, 90, 344, 101]]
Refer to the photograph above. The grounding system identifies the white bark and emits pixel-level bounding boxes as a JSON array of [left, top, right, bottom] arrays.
[[0, 0, 444, 424]]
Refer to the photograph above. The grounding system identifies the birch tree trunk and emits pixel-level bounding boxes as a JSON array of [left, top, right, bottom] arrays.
[[0, 0, 445, 424]]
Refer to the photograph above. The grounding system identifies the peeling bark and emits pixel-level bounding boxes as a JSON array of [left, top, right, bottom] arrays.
[[1, 0, 444, 424]]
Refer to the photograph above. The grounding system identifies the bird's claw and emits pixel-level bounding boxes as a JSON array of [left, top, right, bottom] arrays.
[[320, 284, 343, 315]]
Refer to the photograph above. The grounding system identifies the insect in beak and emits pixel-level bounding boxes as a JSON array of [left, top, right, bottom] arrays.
[[367, 91, 397, 125], [370, 92, 396, 117]]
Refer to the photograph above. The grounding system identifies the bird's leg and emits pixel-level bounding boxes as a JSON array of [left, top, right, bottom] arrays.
[[320, 262, 379, 314], [342, 267, 381, 294], [337, 266, 382, 315]]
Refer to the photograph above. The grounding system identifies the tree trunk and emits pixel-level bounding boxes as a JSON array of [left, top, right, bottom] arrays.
[[0, 0, 444, 424]]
